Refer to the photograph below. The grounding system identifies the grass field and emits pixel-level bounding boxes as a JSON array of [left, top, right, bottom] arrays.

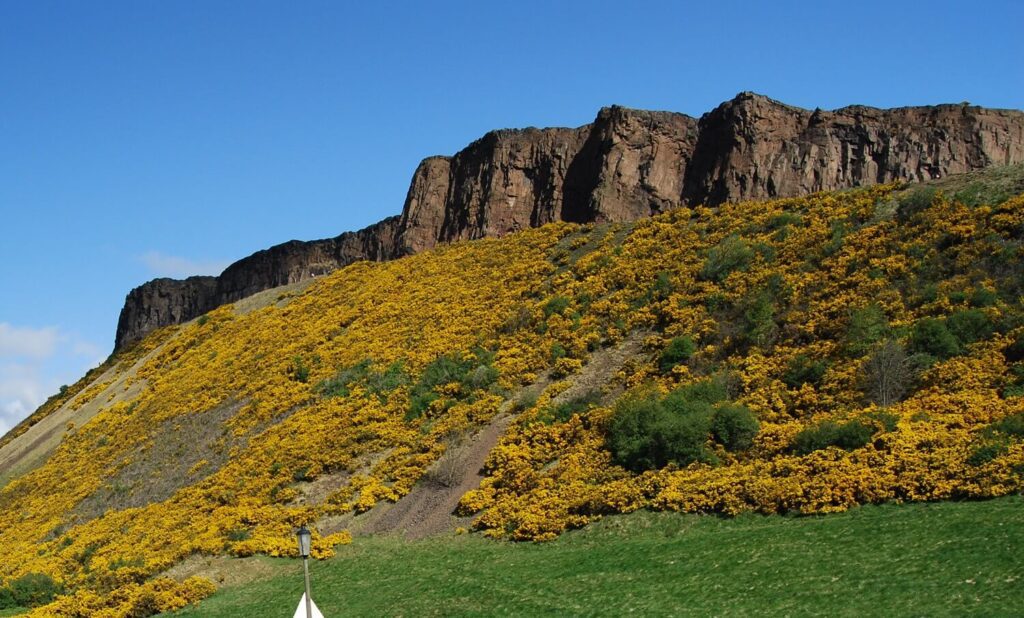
[[166, 496, 1024, 617]]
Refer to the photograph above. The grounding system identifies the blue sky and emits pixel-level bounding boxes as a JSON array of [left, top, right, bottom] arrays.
[[1, 0, 1022, 433]]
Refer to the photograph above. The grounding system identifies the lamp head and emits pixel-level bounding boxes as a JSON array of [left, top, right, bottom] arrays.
[[297, 524, 312, 558]]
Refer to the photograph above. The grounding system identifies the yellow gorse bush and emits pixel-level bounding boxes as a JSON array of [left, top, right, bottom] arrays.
[[1, 183, 1023, 614]]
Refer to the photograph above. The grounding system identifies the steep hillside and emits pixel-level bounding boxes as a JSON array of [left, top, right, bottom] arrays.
[[114, 94, 1024, 349], [1, 168, 1023, 615]]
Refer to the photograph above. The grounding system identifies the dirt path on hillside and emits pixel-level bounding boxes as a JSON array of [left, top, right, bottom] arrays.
[[356, 413, 514, 539]]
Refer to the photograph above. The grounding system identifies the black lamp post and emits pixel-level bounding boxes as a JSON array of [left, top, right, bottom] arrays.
[[297, 525, 313, 618]]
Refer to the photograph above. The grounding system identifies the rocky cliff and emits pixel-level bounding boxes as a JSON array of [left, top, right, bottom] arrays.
[[114, 93, 1024, 349]]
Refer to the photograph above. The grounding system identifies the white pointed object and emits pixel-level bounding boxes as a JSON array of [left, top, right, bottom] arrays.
[[292, 593, 325, 618]]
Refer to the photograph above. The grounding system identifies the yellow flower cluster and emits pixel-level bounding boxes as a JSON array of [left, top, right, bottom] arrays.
[[1, 183, 1022, 614]]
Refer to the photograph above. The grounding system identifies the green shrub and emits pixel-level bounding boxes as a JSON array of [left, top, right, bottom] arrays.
[[0, 586, 15, 609], [967, 442, 1008, 466], [647, 271, 673, 302], [969, 287, 999, 308], [665, 379, 729, 407], [658, 336, 696, 372], [5, 573, 61, 608], [782, 355, 828, 388], [543, 391, 602, 424], [792, 420, 874, 455], [406, 349, 498, 420], [407, 392, 439, 421], [909, 318, 960, 359], [606, 392, 715, 472], [543, 296, 571, 318], [845, 304, 889, 356], [946, 309, 993, 346], [318, 359, 372, 397], [986, 413, 1024, 438], [701, 234, 754, 282], [742, 291, 777, 348], [550, 342, 567, 361], [867, 410, 900, 433], [897, 186, 938, 220], [318, 359, 409, 401], [710, 403, 759, 452], [767, 212, 802, 230], [290, 356, 311, 383]]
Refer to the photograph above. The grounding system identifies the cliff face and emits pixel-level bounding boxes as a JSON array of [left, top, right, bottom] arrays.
[[114, 93, 1024, 349]]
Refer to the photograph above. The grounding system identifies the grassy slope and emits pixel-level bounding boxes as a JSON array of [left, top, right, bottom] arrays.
[[170, 496, 1024, 617]]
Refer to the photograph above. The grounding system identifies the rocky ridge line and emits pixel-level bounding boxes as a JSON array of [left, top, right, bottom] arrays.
[[115, 92, 1024, 349]]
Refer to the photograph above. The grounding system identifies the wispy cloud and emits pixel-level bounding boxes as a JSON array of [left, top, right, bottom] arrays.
[[0, 324, 105, 436], [0, 363, 48, 435], [0, 323, 59, 359], [140, 251, 230, 278]]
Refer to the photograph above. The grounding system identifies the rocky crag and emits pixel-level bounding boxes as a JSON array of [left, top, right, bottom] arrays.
[[115, 92, 1024, 349]]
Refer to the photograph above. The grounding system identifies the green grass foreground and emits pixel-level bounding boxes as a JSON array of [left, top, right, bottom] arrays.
[[169, 497, 1024, 617]]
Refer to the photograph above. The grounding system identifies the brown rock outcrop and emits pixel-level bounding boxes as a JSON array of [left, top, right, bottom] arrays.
[[114, 93, 1024, 349]]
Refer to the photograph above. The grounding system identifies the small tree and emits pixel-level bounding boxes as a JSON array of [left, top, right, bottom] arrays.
[[909, 318, 960, 359], [863, 340, 914, 406], [700, 234, 754, 282], [658, 336, 696, 372], [845, 304, 889, 356]]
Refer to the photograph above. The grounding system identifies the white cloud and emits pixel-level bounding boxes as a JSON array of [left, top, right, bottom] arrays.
[[0, 363, 49, 435], [0, 326, 106, 437], [0, 323, 59, 359], [140, 251, 230, 278]]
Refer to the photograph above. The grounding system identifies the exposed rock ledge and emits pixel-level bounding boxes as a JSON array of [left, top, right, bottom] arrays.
[[115, 93, 1024, 349]]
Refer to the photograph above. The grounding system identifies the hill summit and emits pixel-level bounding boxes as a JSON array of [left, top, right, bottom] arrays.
[[114, 94, 1024, 349]]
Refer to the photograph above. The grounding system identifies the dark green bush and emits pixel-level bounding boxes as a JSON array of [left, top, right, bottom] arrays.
[[317, 359, 373, 397], [543, 391, 602, 424], [543, 296, 571, 318], [969, 287, 999, 308], [845, 304, 889, 356], [3, 573, 61, 608], [742, 291, 777, 348], [791, 420, 874, 455], [767, 212, 802, 230], [0, 586, 15, 609], [946, 309, 994, 346], [659, 336, 696, 372], [406, 349, 498, 420], [710, 403, 759, 451], [700, 234, 754, 282], [665, 379, 729, 407], [896, 186, 938, 220], [1003, 334, 1024, 363], [909, 318, 960, 359], [606, 376, 758, 472], [606, 392, 715, 472], [867, 410, 900, 433], [967, 442, 1008, 466], [782, 355, 828, 388], [647, 271, 673, 302], [550, 342, 567, 361], [986, 412, 1024, 438], [290, 356, 311, 383], [318, 359, 409, 401]]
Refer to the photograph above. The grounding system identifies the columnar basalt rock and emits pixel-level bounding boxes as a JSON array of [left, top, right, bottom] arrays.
[[114, 93, 1024, 349]]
